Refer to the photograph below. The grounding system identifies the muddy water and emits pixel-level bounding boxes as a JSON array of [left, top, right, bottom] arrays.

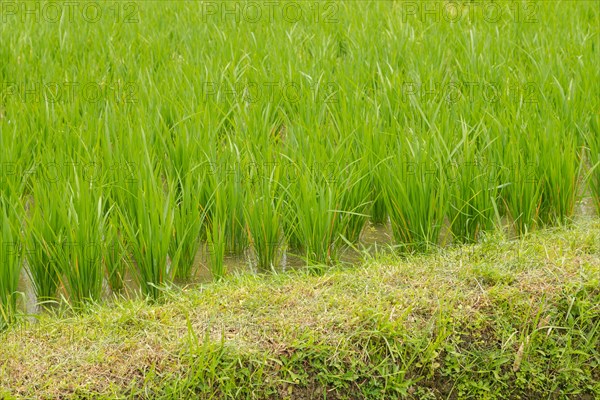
[[187, 221, 396, 281], [16, 261, 39, 316]]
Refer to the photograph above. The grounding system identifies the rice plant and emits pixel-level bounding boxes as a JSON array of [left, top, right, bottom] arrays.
[[212, 144, 248, 255], [282, 161, 346, 266], [244, 166, 283, 272], [56, 175, 107, 307], [584, 117, 600, 214], [205, 189, 227, 280], [500, 135, 544, 237], [157, 124, 208, 280], [370, 196, 388, 225], [537, 128, 582, 226], [366, 129, 391, 225], [103, 218, 128, 293], [25, 180, 67, 306], [383, 137, 447, 253], [169, 166, 206, 281], [446, 130, 500, 243], [118, 149, 176, 301], [338, 158, 373, 244], [0, 128, 33, 200], [0, 197, 22, 328]]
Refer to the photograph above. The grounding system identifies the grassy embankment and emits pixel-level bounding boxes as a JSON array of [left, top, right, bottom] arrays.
[[1, 219, 599, 399]]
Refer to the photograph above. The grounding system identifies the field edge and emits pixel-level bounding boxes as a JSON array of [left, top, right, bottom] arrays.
[[1, 218, 599, 399]]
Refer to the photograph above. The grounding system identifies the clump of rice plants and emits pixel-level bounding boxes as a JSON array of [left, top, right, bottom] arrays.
[[370, 195, 387, 225], [57, 174, 107, 307], [118, 151, 176, 301], [205, 188, 227, 280], [584, 117, 600, 214], [447, 131, 500, 243], [25, 180, 67, 307], [103, 218, 128, 293], [338, 157, 373, 244], [282, 161, 344, 266], [244, 165, 283, 272], [280, 170, 303, 252], [500, 135, 544, 237], [0, 197, 22, 328], [537, 128, 582, 226], [366, 130, 391, 225], [169, 167, 206, 281], [204, 141, 248, 256], [383, 137, 447, 253], [158, 127, 207, 280], [206, 223, 226, 281], [0, 129, 33, 200], [219, 157, 248, 256]]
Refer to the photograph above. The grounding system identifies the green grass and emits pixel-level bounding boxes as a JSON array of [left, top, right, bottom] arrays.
[[0, 0, 598, 352], [0, 1, 597, 396], [1, 220, 598, 398]]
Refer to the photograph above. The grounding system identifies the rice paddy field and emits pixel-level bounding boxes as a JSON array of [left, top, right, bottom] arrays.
[[1, 1, 599, 398]]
